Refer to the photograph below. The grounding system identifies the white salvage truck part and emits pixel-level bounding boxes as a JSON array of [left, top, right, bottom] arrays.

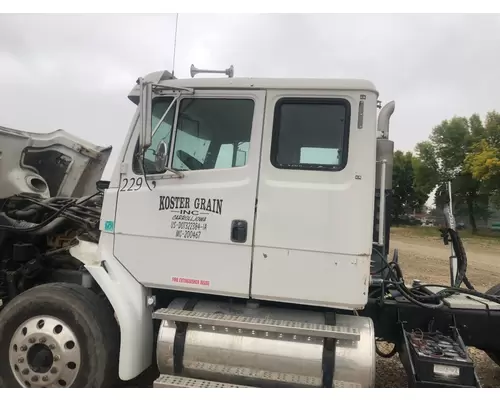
[[0, 66, 498, 388]]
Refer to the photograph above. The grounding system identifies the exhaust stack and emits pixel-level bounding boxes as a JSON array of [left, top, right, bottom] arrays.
[[377, 100, 395, 138]]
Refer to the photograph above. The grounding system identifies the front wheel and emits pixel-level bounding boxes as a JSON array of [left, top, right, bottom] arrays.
[[0, 283, 119, 388]]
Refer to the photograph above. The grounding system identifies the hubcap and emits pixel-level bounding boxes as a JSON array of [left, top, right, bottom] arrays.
[[9, 316, 81, 388]]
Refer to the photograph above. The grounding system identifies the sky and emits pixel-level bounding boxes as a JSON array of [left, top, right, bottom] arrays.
[[1, 13, 500, 178]]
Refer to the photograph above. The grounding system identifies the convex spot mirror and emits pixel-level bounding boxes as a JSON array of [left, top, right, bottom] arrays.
[[155, 141, 169, 172]]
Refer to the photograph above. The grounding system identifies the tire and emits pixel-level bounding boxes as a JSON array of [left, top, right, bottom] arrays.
[[0, 283, 119, 388], [485, 284, 500, 366]]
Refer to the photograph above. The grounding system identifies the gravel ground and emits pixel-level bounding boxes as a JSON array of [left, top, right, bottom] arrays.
[[376, 228, 500, 388]]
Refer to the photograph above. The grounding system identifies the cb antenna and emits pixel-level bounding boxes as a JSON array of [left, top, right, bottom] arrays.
[[172, 13, 179, 77]]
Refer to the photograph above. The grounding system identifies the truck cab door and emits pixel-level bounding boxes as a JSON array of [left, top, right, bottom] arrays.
[[112, 89, 265, 298], [250, 91, 378, 309]]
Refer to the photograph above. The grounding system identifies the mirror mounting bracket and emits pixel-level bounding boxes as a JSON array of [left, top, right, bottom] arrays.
[[151, 82, 194, 95]]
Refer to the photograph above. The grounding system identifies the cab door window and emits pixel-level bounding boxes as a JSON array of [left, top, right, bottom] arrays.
[[171, 98, 254, 171], [271, 98, 350, 171], [133, 96, 255, 174]]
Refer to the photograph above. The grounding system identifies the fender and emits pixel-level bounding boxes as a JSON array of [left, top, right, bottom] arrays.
[[70, 233, 153, 381]]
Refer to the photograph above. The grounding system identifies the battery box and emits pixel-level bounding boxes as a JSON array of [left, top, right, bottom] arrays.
[[399, 324, 481, 388]]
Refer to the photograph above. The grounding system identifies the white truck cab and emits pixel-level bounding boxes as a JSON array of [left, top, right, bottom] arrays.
[[107, 72, 379, 309], [71, 71, 385, 386]]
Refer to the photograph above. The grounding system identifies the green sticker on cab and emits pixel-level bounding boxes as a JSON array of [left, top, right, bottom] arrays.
[[104, 220, 115, 232]]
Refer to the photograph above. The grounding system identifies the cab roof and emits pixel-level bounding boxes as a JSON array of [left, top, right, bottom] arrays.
[[128, 70, 378, 104]]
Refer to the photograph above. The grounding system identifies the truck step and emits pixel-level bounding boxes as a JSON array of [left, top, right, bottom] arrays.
[[183, 361, 362, 388], [153, 374, 251, 388], [153, 308, 360, 341]]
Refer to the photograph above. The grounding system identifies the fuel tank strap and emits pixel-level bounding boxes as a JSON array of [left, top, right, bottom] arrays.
[[322, 312, 337, 388], [173, 298, 199, 374]]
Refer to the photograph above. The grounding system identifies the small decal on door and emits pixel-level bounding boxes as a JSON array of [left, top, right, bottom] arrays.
[[158, 195, 223, 240], [104, 220, 114, 232], [172, 276, 211, 287]]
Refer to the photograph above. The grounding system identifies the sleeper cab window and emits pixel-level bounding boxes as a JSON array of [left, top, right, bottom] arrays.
[[133, 96, 255, 175], [271, 98, 351, 171]]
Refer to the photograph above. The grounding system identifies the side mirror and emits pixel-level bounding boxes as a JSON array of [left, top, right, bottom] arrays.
[[139, 78, 153, 150]]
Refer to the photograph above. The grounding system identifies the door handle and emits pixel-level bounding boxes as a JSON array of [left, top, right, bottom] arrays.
[[231, 220, 248, 243]]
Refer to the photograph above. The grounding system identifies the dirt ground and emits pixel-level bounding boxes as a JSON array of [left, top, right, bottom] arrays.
[[376, 228, 500, 388]]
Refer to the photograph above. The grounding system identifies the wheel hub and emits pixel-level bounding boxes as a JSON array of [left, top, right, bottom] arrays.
[[27, 343, 54, 373], [9, 316, 81, 388]]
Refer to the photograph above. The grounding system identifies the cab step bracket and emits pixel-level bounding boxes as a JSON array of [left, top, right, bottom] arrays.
[[153, 308, 360, 341]]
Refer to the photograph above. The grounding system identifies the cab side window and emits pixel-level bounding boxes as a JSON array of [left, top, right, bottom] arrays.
[[134, 97, 254, 174], [171, 98, 254, 171], [271, 98, 350, 171]]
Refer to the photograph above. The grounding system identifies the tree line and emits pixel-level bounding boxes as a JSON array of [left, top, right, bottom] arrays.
[[392, 111, 500, 233]]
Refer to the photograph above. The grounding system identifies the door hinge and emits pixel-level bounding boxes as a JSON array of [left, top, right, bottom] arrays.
[[120, 162, 129, 173]]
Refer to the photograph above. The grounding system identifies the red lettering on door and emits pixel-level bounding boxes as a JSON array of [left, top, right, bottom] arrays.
[[171, 276, 210, 287]]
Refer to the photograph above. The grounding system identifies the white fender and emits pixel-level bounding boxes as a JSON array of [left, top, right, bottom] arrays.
[[70, 233, 153, 381]]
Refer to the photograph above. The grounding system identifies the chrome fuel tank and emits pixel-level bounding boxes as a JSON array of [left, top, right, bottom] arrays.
[[156, 298, 375, 388]]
